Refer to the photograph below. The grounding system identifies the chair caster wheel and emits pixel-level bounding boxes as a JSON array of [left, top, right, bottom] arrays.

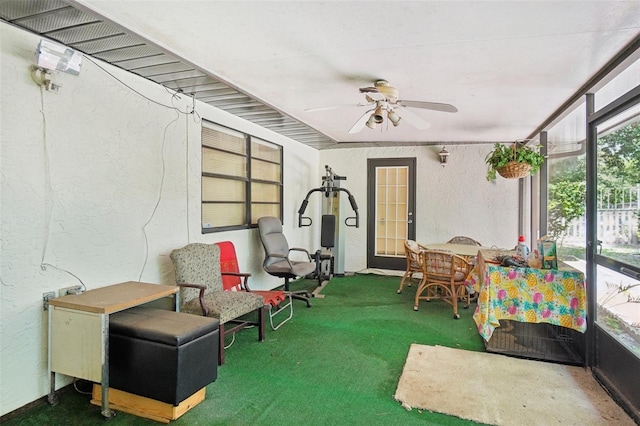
[[397, 289, 402, 294], [453, 313, 460, 319], [413, 306, 419, 311]]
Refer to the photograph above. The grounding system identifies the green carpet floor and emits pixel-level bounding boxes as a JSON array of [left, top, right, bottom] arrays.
[[4, 274, 488, 425]]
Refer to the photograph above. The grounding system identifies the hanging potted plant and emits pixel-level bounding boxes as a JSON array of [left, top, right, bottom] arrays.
[[485, 142, 545, 181]]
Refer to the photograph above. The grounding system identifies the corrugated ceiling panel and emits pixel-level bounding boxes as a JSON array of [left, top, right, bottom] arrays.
[[71, 34, 142, 54], [47, 21, 122, 44], [17, 7, 96, 33], [113, 55, 176, 71], [135, 62, 194, 78], [0, 0, 67, 20], [93, 44, 164, 62], [0, 0, 335, 148]]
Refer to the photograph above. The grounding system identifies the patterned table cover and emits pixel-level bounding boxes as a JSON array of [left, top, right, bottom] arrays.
[[467, 249, 587, 341]]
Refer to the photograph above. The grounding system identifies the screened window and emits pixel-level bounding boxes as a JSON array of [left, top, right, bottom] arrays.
[[201, 121, 282, 232]]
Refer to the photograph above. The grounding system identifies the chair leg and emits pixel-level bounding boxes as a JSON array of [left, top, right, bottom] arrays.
[[462, 285, 472, 309], [258, 306, 265, 341], [284, 277, 312, 307], [218, 323, 225, 365], [267, 295, 293, 330], [290, 292, 312, 307], [398, 271, 413, 294], [413, 277, 428, 311], [450, 284, 460, 319]]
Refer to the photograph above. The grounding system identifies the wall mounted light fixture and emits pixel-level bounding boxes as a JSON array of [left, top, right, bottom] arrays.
[[30, 66, 60, 92], [37, 39, 83, 75], [31, 40, 83, 93], [439, 146, 450, 167]]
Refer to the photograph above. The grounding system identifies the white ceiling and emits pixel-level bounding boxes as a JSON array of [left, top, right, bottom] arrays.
[[71, 1, 640, 146]]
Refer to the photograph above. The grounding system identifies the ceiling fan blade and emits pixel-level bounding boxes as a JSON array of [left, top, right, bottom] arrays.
[[305, 105, 349, 112], [397, 100, 458, 113], [305, 102, 371, 113], [396, 108, 431, 130], [348, 108, 375, 134], [359, 86, 380, 94]]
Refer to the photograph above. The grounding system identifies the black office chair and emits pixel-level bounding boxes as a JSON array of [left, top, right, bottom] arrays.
[[257, 216, 316, 307]]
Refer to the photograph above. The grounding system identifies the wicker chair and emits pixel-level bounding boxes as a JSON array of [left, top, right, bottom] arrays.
[[414, 249, 473, 319], [397, 240, 426, 294], [170, 243, 265, 365], [446, 236, 482, 246]]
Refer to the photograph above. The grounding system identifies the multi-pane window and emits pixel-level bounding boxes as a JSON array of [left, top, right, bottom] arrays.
[[201, 121, 282, 232]]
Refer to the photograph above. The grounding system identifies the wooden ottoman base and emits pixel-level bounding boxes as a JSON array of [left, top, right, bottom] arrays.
[[91, 384, 205, 423]]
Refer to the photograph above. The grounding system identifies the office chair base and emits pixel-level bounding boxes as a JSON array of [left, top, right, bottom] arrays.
[[287, 290, 312, 307]]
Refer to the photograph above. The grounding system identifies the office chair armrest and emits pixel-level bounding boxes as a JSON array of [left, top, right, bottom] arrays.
[[176, 283, 210, 316], [267, 253, 294, 269], [221, 271, 253, 291], [289, 247, 312, 261]]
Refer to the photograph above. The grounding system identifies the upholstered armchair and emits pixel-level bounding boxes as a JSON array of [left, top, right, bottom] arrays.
[[170, 242, 265, 365]]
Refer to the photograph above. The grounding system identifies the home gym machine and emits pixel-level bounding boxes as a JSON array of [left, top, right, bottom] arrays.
[[297, 165, 359, 297]]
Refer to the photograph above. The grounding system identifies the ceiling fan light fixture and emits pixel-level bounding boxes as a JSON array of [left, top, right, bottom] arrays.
[[365, 114, 378, 129], [387, 109, 401, 126], [372, 105, 384, 124]]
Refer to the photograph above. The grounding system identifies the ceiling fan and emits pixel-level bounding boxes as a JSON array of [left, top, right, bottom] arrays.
[[306, 80, 458, 134]]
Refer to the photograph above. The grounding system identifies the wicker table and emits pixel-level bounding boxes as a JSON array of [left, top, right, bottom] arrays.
[[421, 243, 493, 263]]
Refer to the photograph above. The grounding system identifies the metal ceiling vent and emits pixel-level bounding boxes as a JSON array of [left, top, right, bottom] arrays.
[[0, 0, 335, 149]]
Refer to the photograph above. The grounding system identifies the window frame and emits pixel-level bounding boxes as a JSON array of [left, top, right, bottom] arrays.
[[201, 121, 283, 233]]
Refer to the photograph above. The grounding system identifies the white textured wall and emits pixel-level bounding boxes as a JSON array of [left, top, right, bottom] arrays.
[[0, 22, 318, 416], [319, 145, 520, 273], [1, 21, 519, 416]]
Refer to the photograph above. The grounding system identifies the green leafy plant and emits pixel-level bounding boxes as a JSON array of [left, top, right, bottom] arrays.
[[485, 142, 546, 181], [548, 180, 586, 241]]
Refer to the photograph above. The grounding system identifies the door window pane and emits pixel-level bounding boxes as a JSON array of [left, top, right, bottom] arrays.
[[375, 166, 409, 257], [595, 115, 640, 355]]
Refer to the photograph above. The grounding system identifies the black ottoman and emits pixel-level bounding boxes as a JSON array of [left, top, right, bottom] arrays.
[[108, 307, 219, 405]]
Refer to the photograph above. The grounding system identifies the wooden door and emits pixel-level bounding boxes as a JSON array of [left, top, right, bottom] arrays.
[[366, 158, 416, 270]]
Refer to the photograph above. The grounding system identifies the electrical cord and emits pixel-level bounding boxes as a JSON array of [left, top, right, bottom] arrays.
[[73, 378, 93, 395], [84, 56, 189, 114], [85, 53, 201, 278], [41, 263, 86, 291], [185, 112, 191, 244], [36, 85, 86, 291], [38, 84, 53, 269], [37, 53, 199, 285], [138, 112, 180, 282], [224, 333, 236, 350], [86, 55, 202, 123]]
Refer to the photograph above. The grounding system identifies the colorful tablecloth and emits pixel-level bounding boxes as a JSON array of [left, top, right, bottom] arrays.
[[468, 250, 587, 341]]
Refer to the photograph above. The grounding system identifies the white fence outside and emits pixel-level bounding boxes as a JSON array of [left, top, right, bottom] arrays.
[[562, 185, 639, 246], [564, 209, 639, 245]]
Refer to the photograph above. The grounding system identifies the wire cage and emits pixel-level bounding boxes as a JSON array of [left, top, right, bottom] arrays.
[[484, 320, 586, 365]]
